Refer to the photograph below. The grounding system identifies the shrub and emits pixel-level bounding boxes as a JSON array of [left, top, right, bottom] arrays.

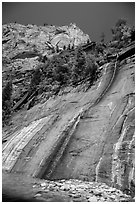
[[84, 55, 98, 81], [111, 18, 132, 48], [71, 49, 86, 84], [70, 49, 98, 86], [53, 65, 70, 86], [2, 80, 12, 126], [29, 68, 42, 94], [36, 48, 99, 103], [130, 27, 135, 42]]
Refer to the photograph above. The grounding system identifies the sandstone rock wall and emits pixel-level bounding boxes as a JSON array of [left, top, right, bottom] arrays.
[[2, 50, 135, 196], [2, 23, 135, 197], [47, 55, 135, 195]]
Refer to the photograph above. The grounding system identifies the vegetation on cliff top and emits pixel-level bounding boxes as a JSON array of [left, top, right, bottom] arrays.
[[2, 19, 135, 126]]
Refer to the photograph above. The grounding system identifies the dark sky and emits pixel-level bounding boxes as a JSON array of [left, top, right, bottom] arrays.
[[2, 2, 135, 42]]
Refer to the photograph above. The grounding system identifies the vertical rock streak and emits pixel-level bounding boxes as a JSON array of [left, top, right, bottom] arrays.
[[45, 112, 82, 179], [95, 157, 103, 182], [95, 60, 118, 105], [2, 117, 48, 171], [112, 126, 128, 187], [128, 133, 135, 190], [46, 53, 134, 196], [112, 101, 135, 193], [45, 60, 118, 180], [35, 108, 84, 179]]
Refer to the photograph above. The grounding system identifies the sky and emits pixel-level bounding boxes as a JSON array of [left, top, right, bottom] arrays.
[[2, 2, 135, 42]]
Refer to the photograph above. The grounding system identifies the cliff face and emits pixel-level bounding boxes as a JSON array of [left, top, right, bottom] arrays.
[[48, 56, 135, 195], [2, 23, 135, 200], [2, 22, 89, 60], [2, 23, 90, 102]]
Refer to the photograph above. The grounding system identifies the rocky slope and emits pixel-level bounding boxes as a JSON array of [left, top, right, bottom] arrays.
[[3, 173, 132, 202], [2, 23, 90, 104], [2, 23, 135, 201], [2, 22, 89, 58]]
